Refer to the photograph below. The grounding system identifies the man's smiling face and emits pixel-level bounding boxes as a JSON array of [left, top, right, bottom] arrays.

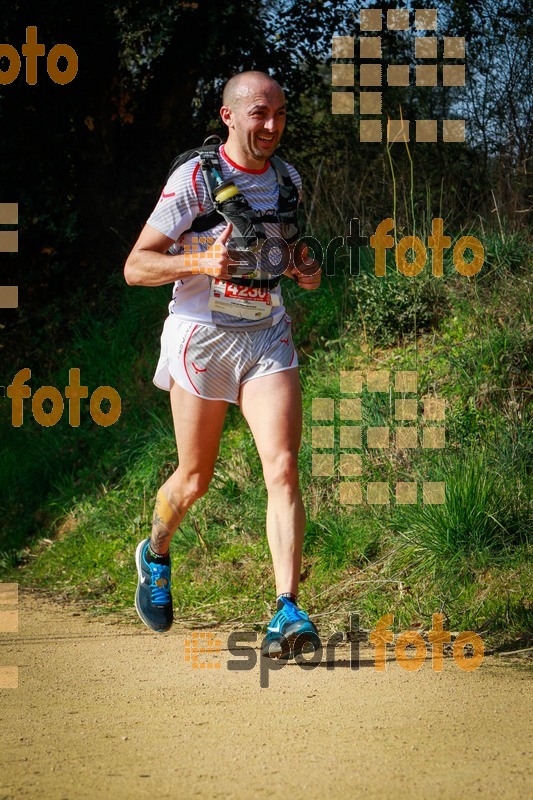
[[221, 75, 286, 169]]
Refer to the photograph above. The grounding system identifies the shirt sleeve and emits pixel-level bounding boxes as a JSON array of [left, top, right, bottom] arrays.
[[146, 158, 211, 241]]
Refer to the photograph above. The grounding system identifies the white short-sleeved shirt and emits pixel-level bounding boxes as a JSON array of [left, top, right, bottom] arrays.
[[146, 144, 302, 329]]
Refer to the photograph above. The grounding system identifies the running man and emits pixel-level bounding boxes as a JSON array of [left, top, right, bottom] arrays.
[[124, 71, 321, 657]]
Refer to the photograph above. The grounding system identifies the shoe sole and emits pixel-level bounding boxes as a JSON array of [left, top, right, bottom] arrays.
[[135, 540, 173, 633], [261, 630, 321, 660]]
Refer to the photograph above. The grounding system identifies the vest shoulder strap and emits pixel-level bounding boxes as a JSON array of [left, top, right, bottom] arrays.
[[172, 143, 300, 243]]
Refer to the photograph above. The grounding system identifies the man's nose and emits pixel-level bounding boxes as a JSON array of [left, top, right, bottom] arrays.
[[263, 116, 278, 132]]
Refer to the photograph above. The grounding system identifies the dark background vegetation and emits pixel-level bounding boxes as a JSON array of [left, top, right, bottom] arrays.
[[0, 1, 531, 644]]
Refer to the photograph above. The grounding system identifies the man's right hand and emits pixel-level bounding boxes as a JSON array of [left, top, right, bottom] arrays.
[[193, 223, 240, 279]]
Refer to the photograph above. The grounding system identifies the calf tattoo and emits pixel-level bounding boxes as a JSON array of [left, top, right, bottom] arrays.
[[151, 488, 181, 553]]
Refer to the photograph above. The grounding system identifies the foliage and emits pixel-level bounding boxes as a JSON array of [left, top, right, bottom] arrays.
[[394, 449, 531, 570], [1, 221, 531, 647], [0, 2, 531, 647]]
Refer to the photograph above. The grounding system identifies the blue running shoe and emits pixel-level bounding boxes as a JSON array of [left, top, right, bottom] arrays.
[[135, 538, 173, 632], [261, 597, 320, 659]]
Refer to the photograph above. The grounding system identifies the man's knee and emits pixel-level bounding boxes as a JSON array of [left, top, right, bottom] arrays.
[[263, 451, 299, 492], [169, 469, 213, 505]]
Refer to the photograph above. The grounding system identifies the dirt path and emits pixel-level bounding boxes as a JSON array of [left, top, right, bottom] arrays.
[[0, 590, 531, 800]]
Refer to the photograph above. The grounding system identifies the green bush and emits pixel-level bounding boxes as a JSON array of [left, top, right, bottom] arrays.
[[481, 230, 531, 283], [351, 255, 449, 345], [393, 448, 531, 571]]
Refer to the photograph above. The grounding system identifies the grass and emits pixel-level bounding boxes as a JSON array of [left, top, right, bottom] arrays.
[[393, 449, 530, 572], [0, 224, 531, 650]]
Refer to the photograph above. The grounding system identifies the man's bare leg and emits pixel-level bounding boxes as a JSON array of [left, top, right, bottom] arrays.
[[136, 380, 228, 632], [238, 368, 305, 597], [149, 379, 229, 554]]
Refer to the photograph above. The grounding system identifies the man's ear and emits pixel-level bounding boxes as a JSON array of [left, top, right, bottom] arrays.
[[220, 106, 233, 129]]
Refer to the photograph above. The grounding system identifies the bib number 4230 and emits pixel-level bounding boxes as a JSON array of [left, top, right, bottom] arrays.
[[222, 282, 269, 302]]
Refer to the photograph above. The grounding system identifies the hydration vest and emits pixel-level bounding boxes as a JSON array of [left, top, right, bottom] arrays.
[[166, 136, 300, 289]]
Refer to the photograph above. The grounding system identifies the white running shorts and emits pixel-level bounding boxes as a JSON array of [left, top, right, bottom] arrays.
[[153, 314, 298, 404]]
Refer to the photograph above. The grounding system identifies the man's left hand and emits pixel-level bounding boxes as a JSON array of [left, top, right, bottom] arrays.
[[284, 243, 321, 290]]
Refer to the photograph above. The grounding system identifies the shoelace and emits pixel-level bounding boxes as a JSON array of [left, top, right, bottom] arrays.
[[148, 563, 171, 605], [279, 600, 307, 624]]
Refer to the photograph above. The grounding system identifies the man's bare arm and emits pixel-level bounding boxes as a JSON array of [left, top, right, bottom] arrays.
[[124, 223, 238, 287]]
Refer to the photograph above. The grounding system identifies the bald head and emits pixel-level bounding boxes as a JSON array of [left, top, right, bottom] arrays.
[[222, 71, 284, 109], [219, 71, 286, 168]]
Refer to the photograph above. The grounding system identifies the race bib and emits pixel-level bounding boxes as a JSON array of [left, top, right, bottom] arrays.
[[208, 279, 280, 320]]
